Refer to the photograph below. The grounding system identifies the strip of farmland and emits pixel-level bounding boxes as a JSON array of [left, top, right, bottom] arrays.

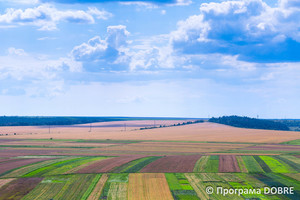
[[218, 155, 241, 172], [0, 177, 43, 200], [86, 174, 108, 200], [140, 155, 201, 173], [76, 155, 144, 173], [128, 173, 173, 200], [0, 158, 55, 176], [99, 174, 128, 200]]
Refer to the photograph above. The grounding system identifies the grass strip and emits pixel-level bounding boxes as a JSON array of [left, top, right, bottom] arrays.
[[204, 155, 219, 173], [260, 156, 295, 173], [242, 156, 264, 173], [81, 174, 102, 200], [253, 156, 272, 173], [22, 157, 84, 177]]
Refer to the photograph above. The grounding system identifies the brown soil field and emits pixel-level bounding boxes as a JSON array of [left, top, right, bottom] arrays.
[[0, 177, 43, 200], [76, 155, 144, 173], [0, 158, 54, 174], [1, 122, 299, 143], [128, 173, 173, 200], [218, 155, 241, 172], [140, 155, 201, 173], [0, 178, 15, 189]]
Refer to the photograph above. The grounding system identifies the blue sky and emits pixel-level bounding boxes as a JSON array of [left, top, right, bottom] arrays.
[[0, 0, 299, 118]]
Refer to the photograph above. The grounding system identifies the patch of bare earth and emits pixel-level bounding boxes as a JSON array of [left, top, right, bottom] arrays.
[[140, 155, 201, 173], [218, 155, 241, 173]]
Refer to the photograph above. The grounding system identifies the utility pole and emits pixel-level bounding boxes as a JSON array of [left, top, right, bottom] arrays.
[[89, 123, 92, 132]]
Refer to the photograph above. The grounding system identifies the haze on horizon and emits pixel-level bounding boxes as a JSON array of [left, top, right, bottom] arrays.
[[0, 0, 299, 119]]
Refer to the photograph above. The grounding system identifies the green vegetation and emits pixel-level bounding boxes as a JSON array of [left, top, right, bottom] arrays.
[[259, 156, 295, 173], [2, 157, 70, 178], [274, 155, 300, 172], [254, 173, 300, 200], [0, 116, 129, 126], [274, 119, 300, 131], [193, 156, 209, 172], [281, 139, 300, 145], [242, 156, 264, 173], [0, 116, 198, 126], [139, 120, 204, 130], [22, 157, 86, 177], [45, 157, 107, 175], [253, 156, 272, 173], [22, 175, 72, 200], [54, 174, 95, 200], [165, 173, 199, 200], [113, 156, 162, 173], [209, 115, 290, 131], [204, 155, 219, 172], [81, 174, 102, 200], [99, 173, 128, 200]]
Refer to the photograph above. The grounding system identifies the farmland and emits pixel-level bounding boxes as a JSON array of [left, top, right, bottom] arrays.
[[0, 120, 300, 199]]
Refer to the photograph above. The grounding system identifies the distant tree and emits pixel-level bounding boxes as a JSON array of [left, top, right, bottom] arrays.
[[209, 115, 289, 131]]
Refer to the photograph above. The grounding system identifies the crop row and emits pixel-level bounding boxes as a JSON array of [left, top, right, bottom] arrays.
[[0, 172, 299, 200], [1, 155, 299, 179]]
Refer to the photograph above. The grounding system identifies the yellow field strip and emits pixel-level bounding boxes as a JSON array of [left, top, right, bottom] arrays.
[[87, 174, 108, 200], [108, 182, 128, 200], [128, 173, 173, 200], [185, 174, 209, 199]]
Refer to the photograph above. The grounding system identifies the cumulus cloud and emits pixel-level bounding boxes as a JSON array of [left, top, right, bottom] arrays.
[[0, 4, 112, 30], [171, 0, 300, 62], [1, 47, 81, 80], [0, 47, 82, 96], [71, 25, 129, 66]]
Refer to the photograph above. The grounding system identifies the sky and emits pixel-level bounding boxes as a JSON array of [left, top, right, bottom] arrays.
[[0, 0, 299, 118]]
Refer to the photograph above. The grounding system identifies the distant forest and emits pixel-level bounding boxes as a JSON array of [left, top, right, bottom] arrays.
[[0, 116, 128, 126], [209, 116, 290, 131], [0, 116, 196, 126], [273, 119, 300, 131]]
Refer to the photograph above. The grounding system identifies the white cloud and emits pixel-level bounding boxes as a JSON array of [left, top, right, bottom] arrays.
[[171, 0, 300, 62], [0, 4, 112, 30], [0, 47, 81, 96], [87, 7, 113, 20], [7, 47, 27, 56], [71, 25, 129, 64]]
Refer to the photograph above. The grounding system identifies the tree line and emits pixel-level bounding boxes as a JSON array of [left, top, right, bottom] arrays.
[[209, 116, 290, 131]]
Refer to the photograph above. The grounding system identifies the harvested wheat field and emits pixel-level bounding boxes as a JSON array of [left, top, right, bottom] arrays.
[[2, 122, 299, 143], [128, 173, 173, 200]]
